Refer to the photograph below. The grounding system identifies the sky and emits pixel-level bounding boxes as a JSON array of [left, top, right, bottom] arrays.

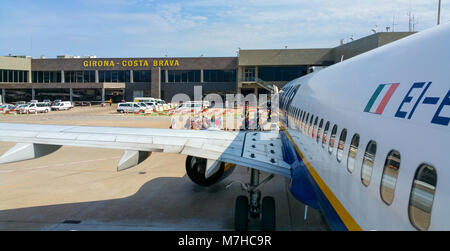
[[0, 0, 449, 58]]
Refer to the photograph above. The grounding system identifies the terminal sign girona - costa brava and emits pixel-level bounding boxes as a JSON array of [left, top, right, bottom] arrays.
[[83, 59, 180, 68]]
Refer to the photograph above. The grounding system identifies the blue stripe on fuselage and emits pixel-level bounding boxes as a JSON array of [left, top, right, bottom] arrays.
[[280, 126, 348, 231]]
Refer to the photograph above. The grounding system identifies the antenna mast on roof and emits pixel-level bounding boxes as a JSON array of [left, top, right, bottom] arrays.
[[437, 0, 442, 25], [392, 15, 399, 32]]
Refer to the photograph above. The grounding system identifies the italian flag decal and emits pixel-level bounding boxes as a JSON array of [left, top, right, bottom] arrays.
[[364, 83, 400, 114]]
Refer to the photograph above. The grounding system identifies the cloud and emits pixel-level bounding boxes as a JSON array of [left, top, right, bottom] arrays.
[[0, 0, 448, 57]]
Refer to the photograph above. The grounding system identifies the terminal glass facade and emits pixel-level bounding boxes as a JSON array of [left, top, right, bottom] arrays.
[[32, 71, 61, 83], [99, 70, 130, 83], [258, 66, 307, 81], [65, 71, 95, 83], [204, 70, 236, 82], [133, 70, 151, 82], [1, 69, 28, 83], [166, 70, 201, 83]]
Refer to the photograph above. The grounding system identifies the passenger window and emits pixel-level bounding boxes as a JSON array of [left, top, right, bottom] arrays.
[[304, 113, 309, 133], [301, 112, 305, 128], [322, 122, 330, 147], [328, 125, 338, 154], [337, 129, 347, 162], [347, 134, 360, 173], [308, 115, 314, 136], [409, 164, 437, 231], [312, 117, 318, 138], [361, 141, 377, 187], [380, 150, 401, 205], [317, 119, 323, 143]]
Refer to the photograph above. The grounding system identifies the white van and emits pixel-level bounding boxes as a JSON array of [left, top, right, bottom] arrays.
[[21, 102, 51, 113], [173, 101, 209, 111], [117, 102, 150, 113], [51, 101, 73, 111]]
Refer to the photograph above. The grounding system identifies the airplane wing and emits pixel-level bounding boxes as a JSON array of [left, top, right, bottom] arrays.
[[0, 123, 291, 178]]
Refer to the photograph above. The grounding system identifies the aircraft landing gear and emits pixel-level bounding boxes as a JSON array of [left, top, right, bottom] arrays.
[[234, 168, 275, 231]]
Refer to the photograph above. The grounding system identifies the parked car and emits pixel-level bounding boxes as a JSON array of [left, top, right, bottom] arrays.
[[173, 102, 205, 111], [51, 101, 73, 111], [21, 102, 51, 113], [0, 104, 16, 113], [138, 102, 155, 110], [13, 104, 28, 113], [144, 102, 157, 110]]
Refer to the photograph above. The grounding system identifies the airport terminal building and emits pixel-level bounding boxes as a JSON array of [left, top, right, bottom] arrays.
[[0, 32, 414, 103]]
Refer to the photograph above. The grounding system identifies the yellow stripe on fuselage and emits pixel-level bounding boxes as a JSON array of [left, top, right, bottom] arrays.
[[280, 123, 363, 231]]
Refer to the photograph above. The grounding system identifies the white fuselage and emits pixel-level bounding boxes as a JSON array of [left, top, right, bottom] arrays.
[[280, 23, 450, 230]]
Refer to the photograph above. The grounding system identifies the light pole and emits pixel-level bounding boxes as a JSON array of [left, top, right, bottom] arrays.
[[438, 0, 442, 25]]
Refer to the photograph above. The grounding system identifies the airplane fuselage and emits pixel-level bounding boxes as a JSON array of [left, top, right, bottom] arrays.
[[278, 23, 450, 230]]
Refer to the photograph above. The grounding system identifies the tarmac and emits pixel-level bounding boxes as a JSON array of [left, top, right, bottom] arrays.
[[0, 105, 329, 231]]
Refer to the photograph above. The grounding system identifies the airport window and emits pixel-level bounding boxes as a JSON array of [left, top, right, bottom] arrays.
[[380, 150, 401, 205], [409, 164, 437, 231], [361, 140, 377, 187], [43, 71, 50, 83], [244, 67, 255, 81], [32, 71, 61, 83], [347, 134, 360, 173], [161, 70, 166, 83], [167, 70, 200, 83], [111, 71, 118, 82], [322, 122, 330, 147], [65, 71, 80, 83], [18, 71, 23, 82], [83, 71, 96, 83], [99, 71, 130, 83], [0, 69, 28, 83], [9, 70, 13, 82], [77, 71, 85, 83], [317, 119, 324, 143], [204, 70, 236, 82], [14, 71, 19, 83], [38, 71, 43, 83], [337, 129, 347, 162], [328, 125, 338, 154], [258, 66, 308, 82], [133, 70, 151, 82]]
